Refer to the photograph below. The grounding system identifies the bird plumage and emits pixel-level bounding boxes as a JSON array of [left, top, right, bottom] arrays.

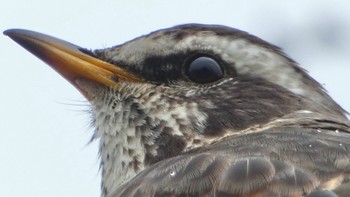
[[5, 24, 350, 197]]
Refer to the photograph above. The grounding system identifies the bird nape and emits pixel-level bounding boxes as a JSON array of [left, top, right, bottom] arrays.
[[5, 24, 350, 197]]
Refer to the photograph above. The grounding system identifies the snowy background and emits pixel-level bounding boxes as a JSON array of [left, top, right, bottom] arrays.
[[1, 1, 350, 196]]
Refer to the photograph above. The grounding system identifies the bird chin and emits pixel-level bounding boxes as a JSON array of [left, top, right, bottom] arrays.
[[75, 78, 108, 101]]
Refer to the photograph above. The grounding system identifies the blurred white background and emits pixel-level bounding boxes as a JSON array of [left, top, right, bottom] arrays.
[[1, 1, 350, 196]]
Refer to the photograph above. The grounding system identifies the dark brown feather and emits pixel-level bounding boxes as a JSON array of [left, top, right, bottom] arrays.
[[110, 127, 350, 197]]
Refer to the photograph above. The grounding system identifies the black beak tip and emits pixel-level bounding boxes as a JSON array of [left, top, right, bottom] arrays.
[[4, 29, 29, 43], [3, 29, 20, 37], [4, 29, 13, 36], [4, 29, 42, 41]]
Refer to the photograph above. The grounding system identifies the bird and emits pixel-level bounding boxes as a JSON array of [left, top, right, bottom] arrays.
[[4, 24, 350, 197]]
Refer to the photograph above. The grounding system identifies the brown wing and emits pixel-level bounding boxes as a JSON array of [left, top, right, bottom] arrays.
[[110, 128, 350, 197]]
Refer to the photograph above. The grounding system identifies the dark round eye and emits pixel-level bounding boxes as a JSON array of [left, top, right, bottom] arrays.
[[186, 56, 224, 83]]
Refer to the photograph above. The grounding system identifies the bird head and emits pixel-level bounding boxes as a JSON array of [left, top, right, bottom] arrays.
[[5, 24, 348, 195]]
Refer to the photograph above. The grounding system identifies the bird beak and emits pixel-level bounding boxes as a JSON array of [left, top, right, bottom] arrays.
[[4, 29, 141, 99]]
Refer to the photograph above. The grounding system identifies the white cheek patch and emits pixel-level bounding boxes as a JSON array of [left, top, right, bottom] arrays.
[[224, 39, 307, 96]]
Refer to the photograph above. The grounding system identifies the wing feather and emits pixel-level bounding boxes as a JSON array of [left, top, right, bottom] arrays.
[[110, 128, 350, 197]]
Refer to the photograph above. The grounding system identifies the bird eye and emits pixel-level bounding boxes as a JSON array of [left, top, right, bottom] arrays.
[[186, 56, 224, 83]]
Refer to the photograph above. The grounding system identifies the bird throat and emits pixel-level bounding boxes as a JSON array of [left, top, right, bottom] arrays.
[[81, 81, 208, 196]]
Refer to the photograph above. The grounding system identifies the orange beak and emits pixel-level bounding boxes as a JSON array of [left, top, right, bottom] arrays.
[[4, 29, 141, 99]]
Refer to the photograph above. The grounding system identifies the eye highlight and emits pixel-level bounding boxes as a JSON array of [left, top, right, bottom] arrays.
[[186, 56, 224, 83]]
